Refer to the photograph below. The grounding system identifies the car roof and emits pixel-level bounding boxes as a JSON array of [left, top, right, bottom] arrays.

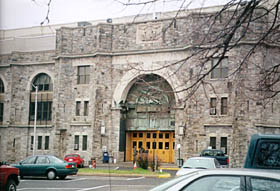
[[202, 149, 222, 151], [185, 168, 280, 179], [65, 154, 80, 156], [187, 157, 215, 160]]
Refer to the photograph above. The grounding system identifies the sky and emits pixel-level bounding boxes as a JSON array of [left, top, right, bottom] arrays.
[[0, 0, 229, 30]]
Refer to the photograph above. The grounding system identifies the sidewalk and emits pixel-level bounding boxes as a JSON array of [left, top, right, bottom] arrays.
[[78, 161, 180, 178]]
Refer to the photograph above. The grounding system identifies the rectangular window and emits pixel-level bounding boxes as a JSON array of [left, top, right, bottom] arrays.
[[165, 142, 169, 150], [138, 141, 143, 149], [221, 97, 228, 115], [0, 103, 3, 122], [146, 142, 150, 149], [31, 136, 34, 150], [29, 101, 52, 122], [76, 101, 81, 116], [152, 142, 157, 149], [221, 137, 227, 154], [82, 135, 87, 150], [210, 137, 216, 149], [45, 136, 49, 150], [74, 135, 79, 150], [77, 66, 90, 84], [210, 98, 217, 115], [211, 58, 228, 79], [84, 101, 89, 116], [159, 142, 163, 149], [38, 136, 42, 150]]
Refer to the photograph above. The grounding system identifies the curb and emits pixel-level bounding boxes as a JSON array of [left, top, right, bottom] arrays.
[[77, 172, 171, 178]]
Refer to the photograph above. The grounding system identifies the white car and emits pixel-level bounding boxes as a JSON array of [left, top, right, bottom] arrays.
[[176, 157, 220, 176], [151, 168, 280, 191]]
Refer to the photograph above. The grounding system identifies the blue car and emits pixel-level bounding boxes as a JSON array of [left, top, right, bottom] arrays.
[[12, 155, 78, 180]]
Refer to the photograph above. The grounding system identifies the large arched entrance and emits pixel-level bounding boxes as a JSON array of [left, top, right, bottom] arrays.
[[122, 74, 176, 163]]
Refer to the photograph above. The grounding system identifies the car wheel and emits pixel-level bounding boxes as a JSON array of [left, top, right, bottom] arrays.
[[6, 179, 17, 191], [47, 170, 56, 180], [58, 175, 67, 180]]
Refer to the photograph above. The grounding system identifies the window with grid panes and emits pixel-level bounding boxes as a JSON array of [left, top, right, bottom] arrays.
[[210, 98, 217, 115], [74, 135, 79, 150], [211, 58, 228, 79], [29, 73, 53, 125], [77, 66, 90, 84], [221, 97, 228, 115]]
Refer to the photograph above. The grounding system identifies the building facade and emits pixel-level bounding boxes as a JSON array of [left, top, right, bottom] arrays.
[[0, 4, 279, 167]]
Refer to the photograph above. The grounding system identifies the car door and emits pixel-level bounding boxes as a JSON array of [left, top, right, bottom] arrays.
[[19, 156, 37, 176], [34, 156, 50, 176]]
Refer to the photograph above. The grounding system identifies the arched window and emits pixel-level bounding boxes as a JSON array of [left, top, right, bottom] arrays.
[[32, 73, 53, 92], [29, 73, 53, 125], [0, 78, 4, 93]]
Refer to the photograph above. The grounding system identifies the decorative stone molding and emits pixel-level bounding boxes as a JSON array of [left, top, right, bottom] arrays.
[[136, 23, 162, 44]]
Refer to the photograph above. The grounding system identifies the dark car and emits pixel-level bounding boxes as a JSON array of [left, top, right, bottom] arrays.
[[64, 154, 84, 168], [150, 168, 280, 191], [0, 161, 20, 191], [244, 134, 280, 170], [200, 149, 229, 167], [11, 155, 78, 180]]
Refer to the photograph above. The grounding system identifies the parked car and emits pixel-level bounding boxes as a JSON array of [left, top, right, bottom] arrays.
[[11, 155, 78, 180], [0, 161, 20, 191], [64, 154, 84, 168], [176, 157, 220, 176], [150, 168, 280, 191], [200, 149, 229, 167], [244, 134, 280, 170]]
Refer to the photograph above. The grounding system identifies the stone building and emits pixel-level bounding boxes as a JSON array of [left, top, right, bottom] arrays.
[[0, 3, 279, 167]]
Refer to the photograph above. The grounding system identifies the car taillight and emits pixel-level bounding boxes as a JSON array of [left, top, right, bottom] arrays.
[[227, 158, 229, 164], [65, 164, 73, 168]]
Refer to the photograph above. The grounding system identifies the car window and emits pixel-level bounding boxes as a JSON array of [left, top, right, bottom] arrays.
[[183, 159, 215, 169], [22, 156, 36, 164], [202, 150, 213, 156], [36, 156, 49, 164], [251, 177, 280, 191], [66, 154, 78, 158], [48, 156, 64, 163], [182, 176, 241, 191], [254, 141, 280, 168]]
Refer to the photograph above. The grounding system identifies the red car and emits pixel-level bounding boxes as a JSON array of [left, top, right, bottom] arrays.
[[64, 154, 84, 168], [0, 161, 20, 191]]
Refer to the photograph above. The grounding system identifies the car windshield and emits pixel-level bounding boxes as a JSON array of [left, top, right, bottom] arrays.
[[150, 173, 196, 191], [66, 154, 78, 158], [183, 158, 215, 169], [202, 150, 223, 156], [48, 156, 65, 163]]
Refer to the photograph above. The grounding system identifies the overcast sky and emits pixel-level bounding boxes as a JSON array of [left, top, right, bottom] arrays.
[[0, 0, 229, 30]]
